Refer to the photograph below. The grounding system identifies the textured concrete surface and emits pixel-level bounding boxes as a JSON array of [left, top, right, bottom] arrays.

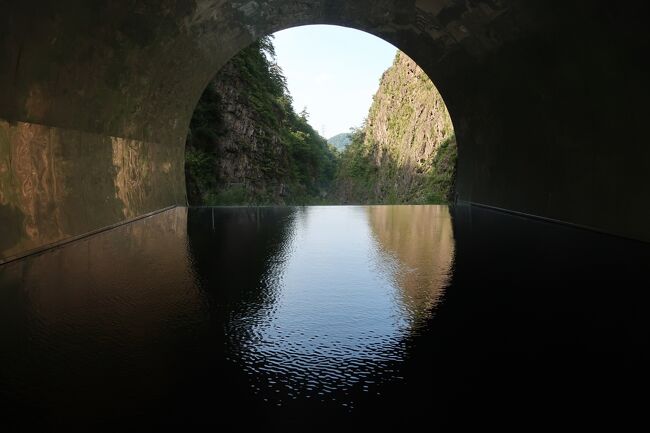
[[1, 0, 649, 260]]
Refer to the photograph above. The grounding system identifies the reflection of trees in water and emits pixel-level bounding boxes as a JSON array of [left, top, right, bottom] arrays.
[[368, 205, 455, 322], [186, 207, 297, 314], [186, 207, 299, 408]]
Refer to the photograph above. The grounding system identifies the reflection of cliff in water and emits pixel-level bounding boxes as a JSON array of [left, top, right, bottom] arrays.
[[186, 207, 297, 313], [0, 120, 184, 262], [185, 207, 299, 410], [368, 205, 455, 321]]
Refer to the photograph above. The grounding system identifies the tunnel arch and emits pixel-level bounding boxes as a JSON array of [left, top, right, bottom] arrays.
[[1, 0, 649, 262], [187, 22, 460, 132], [184, 23, 459, 206], [180, 15, 467, 179]]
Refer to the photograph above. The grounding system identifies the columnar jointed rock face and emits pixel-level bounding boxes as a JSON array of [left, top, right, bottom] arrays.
[[1, 0, 650, 261]]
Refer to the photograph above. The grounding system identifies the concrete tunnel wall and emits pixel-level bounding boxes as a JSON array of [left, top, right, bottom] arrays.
[[1, 0, 649, 262]]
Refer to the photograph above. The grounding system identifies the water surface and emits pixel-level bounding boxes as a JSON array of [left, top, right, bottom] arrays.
[[0, 204, 648, 430]]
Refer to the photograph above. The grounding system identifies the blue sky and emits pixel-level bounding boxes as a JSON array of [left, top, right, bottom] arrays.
[[272, 25, 397, 139]]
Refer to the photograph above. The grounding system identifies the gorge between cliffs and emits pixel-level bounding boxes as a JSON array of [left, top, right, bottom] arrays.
[[184, 36, 457, 206]]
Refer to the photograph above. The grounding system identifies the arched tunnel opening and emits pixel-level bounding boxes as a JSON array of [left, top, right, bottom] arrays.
[[183, 25, 457, 207], [1, 1, 650, 430]]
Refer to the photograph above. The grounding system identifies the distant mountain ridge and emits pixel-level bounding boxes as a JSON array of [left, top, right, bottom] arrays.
[[327, 133, 352, 151]]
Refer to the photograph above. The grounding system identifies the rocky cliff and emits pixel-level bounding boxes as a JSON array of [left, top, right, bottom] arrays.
[[185, 42, 456, 207], [185, 37, 337, 205], [336, 51, 457, 204]]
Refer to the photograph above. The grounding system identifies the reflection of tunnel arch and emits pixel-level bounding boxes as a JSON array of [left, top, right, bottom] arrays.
[[1, 1, 649, 261]]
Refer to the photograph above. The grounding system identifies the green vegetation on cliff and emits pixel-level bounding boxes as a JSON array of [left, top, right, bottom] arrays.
[[185, 36, 337, 205], [335, 52, 457, 204], [184, 41, 456, 206]]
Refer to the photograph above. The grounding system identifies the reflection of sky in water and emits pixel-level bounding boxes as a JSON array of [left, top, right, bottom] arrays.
[[2, 204, 647, 428], [228, 206, 455, 407], [0, 205, 456, 419]]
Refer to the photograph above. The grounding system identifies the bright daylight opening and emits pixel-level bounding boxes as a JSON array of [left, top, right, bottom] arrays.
[[184, 25, 457, 206]]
